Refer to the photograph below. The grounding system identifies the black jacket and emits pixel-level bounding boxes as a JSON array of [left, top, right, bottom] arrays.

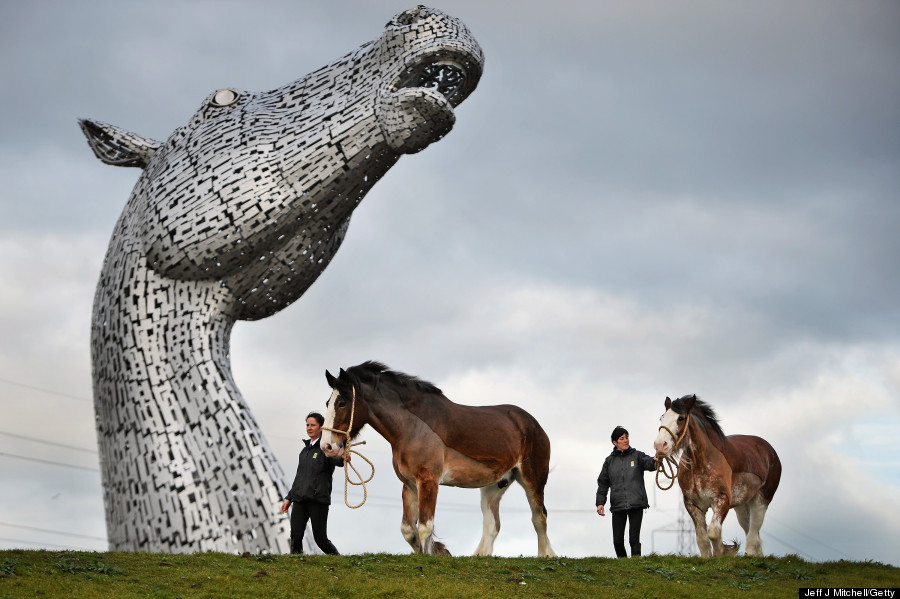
[[286, 438, 344, 505], [595, 446, 656, 512]]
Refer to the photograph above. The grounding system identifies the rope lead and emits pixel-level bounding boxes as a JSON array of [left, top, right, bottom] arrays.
[[321, 386, 375, 509]]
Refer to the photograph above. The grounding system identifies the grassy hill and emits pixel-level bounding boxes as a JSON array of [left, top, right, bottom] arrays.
[[1, 549, 897, 598]]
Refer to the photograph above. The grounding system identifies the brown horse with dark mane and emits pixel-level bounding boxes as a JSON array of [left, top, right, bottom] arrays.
[[319, 361, 555, 557], [654, 395, 781, 557]]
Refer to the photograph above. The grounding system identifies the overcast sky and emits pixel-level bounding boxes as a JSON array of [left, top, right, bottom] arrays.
[[1, 0, 898, 566]]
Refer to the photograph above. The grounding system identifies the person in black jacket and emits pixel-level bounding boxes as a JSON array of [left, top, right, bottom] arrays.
[[595, 425, 657, 557], [280, 412, 348, 554]]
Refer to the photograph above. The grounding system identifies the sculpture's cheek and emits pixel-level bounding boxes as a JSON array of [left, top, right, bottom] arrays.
[[377, 87, 456, 154]]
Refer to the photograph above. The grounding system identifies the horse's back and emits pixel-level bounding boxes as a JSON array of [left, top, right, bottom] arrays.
[[725, 434, 781, 504], [404, 396, 548, 468]]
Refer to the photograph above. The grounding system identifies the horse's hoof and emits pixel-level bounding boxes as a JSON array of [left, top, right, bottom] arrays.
[[432, 541, 452, 556]]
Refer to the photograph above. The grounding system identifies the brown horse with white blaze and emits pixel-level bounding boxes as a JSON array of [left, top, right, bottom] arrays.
[[654, 395, 781, 557], [320, 361, 555, 557]]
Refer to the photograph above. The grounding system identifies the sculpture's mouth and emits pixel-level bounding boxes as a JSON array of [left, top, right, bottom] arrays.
[[379, 44, 482, 153], [394, 60, 469, 107], [391, 51, 481, 108]]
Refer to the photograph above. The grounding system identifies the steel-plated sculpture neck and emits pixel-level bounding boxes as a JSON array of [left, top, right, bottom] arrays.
[[81, 6, 483, 553]]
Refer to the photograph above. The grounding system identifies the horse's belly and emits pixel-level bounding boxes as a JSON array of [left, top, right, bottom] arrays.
[[439, 451, 510, 488], [730, 472, 762, 506]]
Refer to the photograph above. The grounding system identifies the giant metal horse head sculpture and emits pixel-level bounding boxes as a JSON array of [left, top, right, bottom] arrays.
[[80, 6, 483, 553]]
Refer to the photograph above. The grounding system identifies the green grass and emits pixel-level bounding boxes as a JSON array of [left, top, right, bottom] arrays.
[[1, 550, 897, 598]]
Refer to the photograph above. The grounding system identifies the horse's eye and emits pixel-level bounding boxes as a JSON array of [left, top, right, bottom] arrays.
[[336, 399, 347, 408]]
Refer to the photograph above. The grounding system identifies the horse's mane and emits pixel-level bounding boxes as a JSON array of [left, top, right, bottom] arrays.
[[671, 394, 726, 441], [345, 361, 443, 396]]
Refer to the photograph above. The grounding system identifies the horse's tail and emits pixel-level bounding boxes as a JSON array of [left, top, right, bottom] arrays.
[[515, 410, 552, 500], [760, 441, 782, 505]]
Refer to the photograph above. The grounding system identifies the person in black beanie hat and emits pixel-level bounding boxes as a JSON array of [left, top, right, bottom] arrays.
[[595, 426, 657, 557]]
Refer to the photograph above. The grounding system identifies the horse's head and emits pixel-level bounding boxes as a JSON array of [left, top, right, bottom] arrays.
[[321, 368, 370, 458], [654, 394, 696, 456]]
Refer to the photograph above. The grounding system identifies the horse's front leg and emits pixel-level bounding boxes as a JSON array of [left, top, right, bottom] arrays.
[[708, 493, 731, 557], [400, 483, 422, 553], [416, 471, 450, 555], [684, 499, 712, 557]]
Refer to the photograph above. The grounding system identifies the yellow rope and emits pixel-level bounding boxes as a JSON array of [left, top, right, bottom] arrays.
[[320, 386, 375, 509], [340, 441, 375, 509]]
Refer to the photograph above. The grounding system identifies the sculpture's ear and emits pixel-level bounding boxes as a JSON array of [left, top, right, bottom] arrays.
[[325, 370, 336, 388], [78, 118, 162, 168], [664, 396, 672, 410]]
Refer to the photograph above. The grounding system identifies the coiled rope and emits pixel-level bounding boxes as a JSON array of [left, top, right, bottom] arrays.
[[320, 387, 375, 509]]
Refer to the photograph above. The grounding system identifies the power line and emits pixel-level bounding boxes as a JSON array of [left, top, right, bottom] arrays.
[[764, 530, 816, 561], [0, 378, 91, 402], [0, 451, 100, 473], [766, 515, 851, 560], [0, 537, 101, 551], [0, 522, 106, 542], [0, 430, 96, 454]]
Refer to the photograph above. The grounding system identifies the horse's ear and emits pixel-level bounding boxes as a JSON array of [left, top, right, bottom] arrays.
[[339, 368, 346, 379], [325, 370, 336, 388], [665, 396, 672, 410], [684, 394, 696, 412]]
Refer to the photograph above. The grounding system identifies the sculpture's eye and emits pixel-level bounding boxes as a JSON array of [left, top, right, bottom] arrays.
[[210, 89, 239, 107]]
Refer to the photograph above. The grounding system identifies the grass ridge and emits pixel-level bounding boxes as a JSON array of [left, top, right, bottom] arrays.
[[1, 549, 897, 598]]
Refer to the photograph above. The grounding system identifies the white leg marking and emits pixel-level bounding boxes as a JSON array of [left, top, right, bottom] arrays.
[[401, 485, 421, 553], [474, 482, 509, 556], [418, 519, 435, 554], [513, 469, 556, 558], [746, 498, 768, 556], [686, 503, 712, 557]]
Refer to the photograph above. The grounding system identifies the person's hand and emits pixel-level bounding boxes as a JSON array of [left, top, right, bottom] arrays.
[[597, 505, 605, 516], [280, 500, 290, 514]]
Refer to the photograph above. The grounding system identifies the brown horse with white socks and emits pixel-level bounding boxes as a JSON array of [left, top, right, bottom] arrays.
[[320, 361, 555, 557], [654, 395, 781, 557]]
